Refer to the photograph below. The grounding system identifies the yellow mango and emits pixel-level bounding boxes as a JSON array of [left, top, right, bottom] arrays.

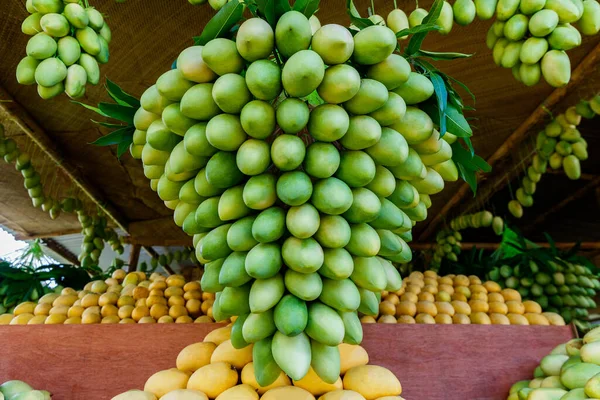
[[177, 342, 217, 373]]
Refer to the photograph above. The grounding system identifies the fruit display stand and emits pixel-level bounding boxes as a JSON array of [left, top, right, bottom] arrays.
[[0, 324, 574, 399]]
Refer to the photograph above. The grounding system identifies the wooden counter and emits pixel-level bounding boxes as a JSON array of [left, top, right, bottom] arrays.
[[0, 324, 575, 400]]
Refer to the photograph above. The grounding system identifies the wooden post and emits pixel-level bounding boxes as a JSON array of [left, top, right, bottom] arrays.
[[418, 41, 600, 241], [128, 244, 141, 273]]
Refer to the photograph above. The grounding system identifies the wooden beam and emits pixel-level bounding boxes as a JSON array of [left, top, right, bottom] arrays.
[[128, 244, 141, 273], [524, 176, 600, 234], [121, 235, 192, 247], [40, 238, 80, 266], [418, 40, 600, 241], [0, 86, 130, 233], [410, 242, 600, 250], [15, 228, 82, 241]]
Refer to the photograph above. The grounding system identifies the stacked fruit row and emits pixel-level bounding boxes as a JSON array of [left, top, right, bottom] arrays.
[[0, 269, 218, 325], [384, 0, 600, 87], [449, 210, 505, 235], [112, 325, 403, 400], [371, 270, 566, 325], [124, 2, 471, 383], [509, 95, 598, 219], [506, 327, 600, 399], [17, 0, 111, 99], [488, 260, 599, 325]]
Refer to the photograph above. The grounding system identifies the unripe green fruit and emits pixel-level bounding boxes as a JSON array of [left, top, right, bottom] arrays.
[[57, 36, 82, 67], [438, 1, 454, 34], [206, 114, 247, 151], [245, 59, 282, 101], [308, 104, 349, 142], [529, 9, 560, 36], [497, 0, 521, 20], [486, 26, 499, 49], [65, 64, 88, 99], [504, 14, 529, 40], [99, 23, 112, 44], [366, 54, 411, 90], [309, 14, 321, 34], [16, 57, 40, 85], [26, 33, 57, 60], [409, 8, 428, 26], [492, 38, 509, 66], [352, 25, 397, 65], [177, 46, 216, 84], [520, 37, 548, 64], [32, 0, 63, 14], [520, 63, 541, 86], [78, 53, 100, 85], [35, 57, 67, 87], [454, 0, 477, 25], [310, 24, 354, 65], [236, 18, 275, 62], [387, 9, 409, 37], [304, 142, 340, 179], [240, 100, 276, 139], [579, 0, 600, 35], [541, 50, 571, 87], [236, 139, 271, 176], [64, 3, 89, 29], [40, 13, 70, 37], [545, 0, 582, 22], [202, 38, 244, 76], [96, 36, 110, 64], [179, 83, 220, 120], [520, 0, 546, 14], [22, 13, 42, 36], [275, 10, 312, 58], [276, 98, 309, 134], [37, 81, 64, 99], [501, 41, 523, 68], [548, 24, 582, 50], [212, 73, 252, 114], [86, 8, 105, 31], [76, 27, 101, 56], [317, 64, 361, 104], [282, 50, 325, 97], [344, 78, 388, 115], [392, 72, 434, 104], [271, 134, 306, 171]]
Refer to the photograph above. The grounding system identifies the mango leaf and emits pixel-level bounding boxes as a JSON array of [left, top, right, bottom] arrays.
[[452, 141, 491, 195], [395, 23, 441, 39], [421, 99, 472, 138], [257, 0, 276, 25], [275, 0, 292, 17], [91, 126, 134, 146], [406, 0, 444, 55], [429, 72, 447, 135], [194, 0, 245, 45], [293, 0, 319, 18], [413, 49, 472, 60], [304, 90, 325, 106], [117, 139, 131, 159], [98, 102, 136, 124], [91, 120, 125, 129], [71, 101, 109, 118], [106, 79, 140, 108], [346, 0, 374, 29]]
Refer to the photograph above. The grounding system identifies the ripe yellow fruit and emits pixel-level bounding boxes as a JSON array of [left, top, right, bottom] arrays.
[[523, 300, 542, 314], [318, 389, 365, 400], [101, 315, 120, 324], [241, 363, 291, 394], [452, 314, 470, 324], [261, 386, 314, 400], [136, 271, 147, 282], [160, 389, 209, 400], [91, 280, 109, 293], [34, 303, 52, 316], [417, 292, 434, 302], [53, 294, 78, 307], [121, 284, 136, 297], [146, 295, 167, 308], [188, 362, 238, 398], [415, 313, 435, 324], [405, 285, 421, 295], [294, 367, 343, 396], [81, 293, 100, 308], [451, 293, 467, 302], [438, 284, 454, 295], [454, 286, 471, 299], [39, 293, 59, 304], [400, 292, 418, 303], [378, 315, 396, 323], [483, 281, 501, 293], [139, 316, 157, 324], [112, 269, 126, 281], [360, 316, 377, 323], [177, 342, 217, 373], [177, 316, 194, 323], [50, 305, 69, 315], [14, 302, 36, 315], [99, 292, 119, 306], [64, 317, 82, 324], [118, 295, 135, 307], [165, 287, 184, 298], [211, 340, 253, 369], [379, 301, 396, 315], [469, 275, 482, 285], [416, 301, 437, 317], [469, 300, 489, 313], [423, 277, 438, 287], [0, 314, 13, 324], [453, 275, 470, 287], [507, 313, 529, 325], [434, 314, 453, 324], [101, 304, 119, 317], [62, 287, 77, 296], [395, 301, 416, 317], [435, 291, 452, 302], [169, 296, 186, 307], [169, 305, 188, 319], [132, 306, 150, 321], [144, 368, 190, 398], [543, 312, 566, 326], [501, 289, 521, 302], [11, 313, 34, 325], [488, 293, 504, 303], [215, 384, 258, 400], [339, 344, 369, 374], [167, 275, 186, 288], [82, 312, 101, 324], [150, 304, 169, 319], [133, 286, 150, 300], [384, 294, 399, 305], [119, 318, 136, 324], [435, 301, 455, 316], [424, 270, 438, 279], [159, 316, 175, 323], [45, 314, 67, 324], [470, 312, 491, 325], [438, 276, 453, 286], [396, 315, 415, 324], [136, 298, 148, 307], [506, 301, 525, 315], [184, 281, 202, 292], [195, 316, 213, 323], [150, 280, 167, 291], [343, 365, 402, 399], [149, 289, 164, 298], [490, 313, 510, 325], [488, 302, 508, 315], [470, 292, 488, 302], [204, 326, 232, 345], [451, 300, 471, 315], [107, 285, 123, 294], [185, 290, 203, 301], [105, 278, 119, 286], [28, 315, 47, 325], [422, 284, 438, 294], [118, 305, 134, 319], [525, 313, 549, 325]]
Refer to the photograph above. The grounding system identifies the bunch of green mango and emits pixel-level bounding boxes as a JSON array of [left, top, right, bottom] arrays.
[[506, 326, 600, 400], [0, 380, 51, 400], [430, 229, 462, 268], [146, 247, 197, 271], [450, 210, 505, 235], [509, 95, 599, 219], [488, 259, 600, 325], [78, 212, 124, 268], [17, 0, 112, 99], [126, 8, 474, 385]]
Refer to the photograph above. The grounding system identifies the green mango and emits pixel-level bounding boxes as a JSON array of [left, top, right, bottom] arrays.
[[243, 173, 277, 210], [249, 274, 285, 313], [560, 388, 588, 399], [352, 25, 397, 65], [346, 223, 381, 257], [40, 13, 70, 37], [32, 0, 62, 13], [245, 243, 282, 279], [357, 287, 379, 316], [493, 38, 510, 66], [392, 72, 434, 104], [497, 0, 521, 20], [198, 223, 232, 261], [226, 216, 257, 252], [520, 37, 548, 64], [320, 248, 354, 280], [548, 24, 582, 50], [527, 388, 567, 400], [218, 186, 250, 221], [274, 294, 308, 336], [252, 207, 285, 243], [350, 256, 387, 292], [64, 3, 89, 29], [520, 0, 546, 14], [76, 27, 101, 55], [561, 362, 600, 388], [180, 83, 221, 121], [438, 1, 454, 34], [272, 331, 311, 381], [529, 9, 560, 36], [501, 41, 524, 68], [242, 309, 276, 343], [219, 282, 251, 316], [184, 123, 217, 157], [284, 269, 322, 302], [206, 151, 244, 189], [366, 54, 411, 91], [218, 252, 251, 287], [56, 37, 81, 67], [410, 167, 445, 195], [486, 26, 499, 49], [64, 64, 87, 99], [200, 258, 225, 293], [22, 13, 42, 36], [454, 0, 477, 24], [563, 155, 581, 179], [541, 50, 571, 87], [476, 0, 498, 19], [579, 0, 600, 35], [86, 7, 105, 30], [26, 33, 57, 60], [230, 313, 250, 349], [305, 302, 345, 346], [545, 0, 582, 22], [78, 53, 100, 85], [202, 38, 244, 75], [286, 204, 320, 239], [319, 278, 360, 312], [253, 337, 283, 387], [310, 340, 341, 384], [16, 56, 40, 85], [505, 14, 529, 40]]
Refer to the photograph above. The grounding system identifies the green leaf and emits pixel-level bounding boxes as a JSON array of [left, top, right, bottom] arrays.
[[117, 139, 131, 159], [194, 0, 245, 45], [71, 101, 110, 118], [413, 49, 472, 60], [346, 0, 374, 29], [429, 72, 447, 135], [106, 79, 141, 108], [406, 0, 444, 55], [256, 0, 276, 25], [456, 162, 477, 195], [451, 141, 491, 195], [293, 0, 319, 18], [275, 0, 292, 18], [395, 23, 441, 39], [91, 126, 134, 147], [304, 90, 325, 106], [91, 120, 125, 129], [421, 98, 473, 138], [98, 103, 136, 124]]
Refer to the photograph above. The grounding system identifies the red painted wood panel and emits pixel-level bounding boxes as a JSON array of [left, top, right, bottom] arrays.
[[0, 324, 574, 400]]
